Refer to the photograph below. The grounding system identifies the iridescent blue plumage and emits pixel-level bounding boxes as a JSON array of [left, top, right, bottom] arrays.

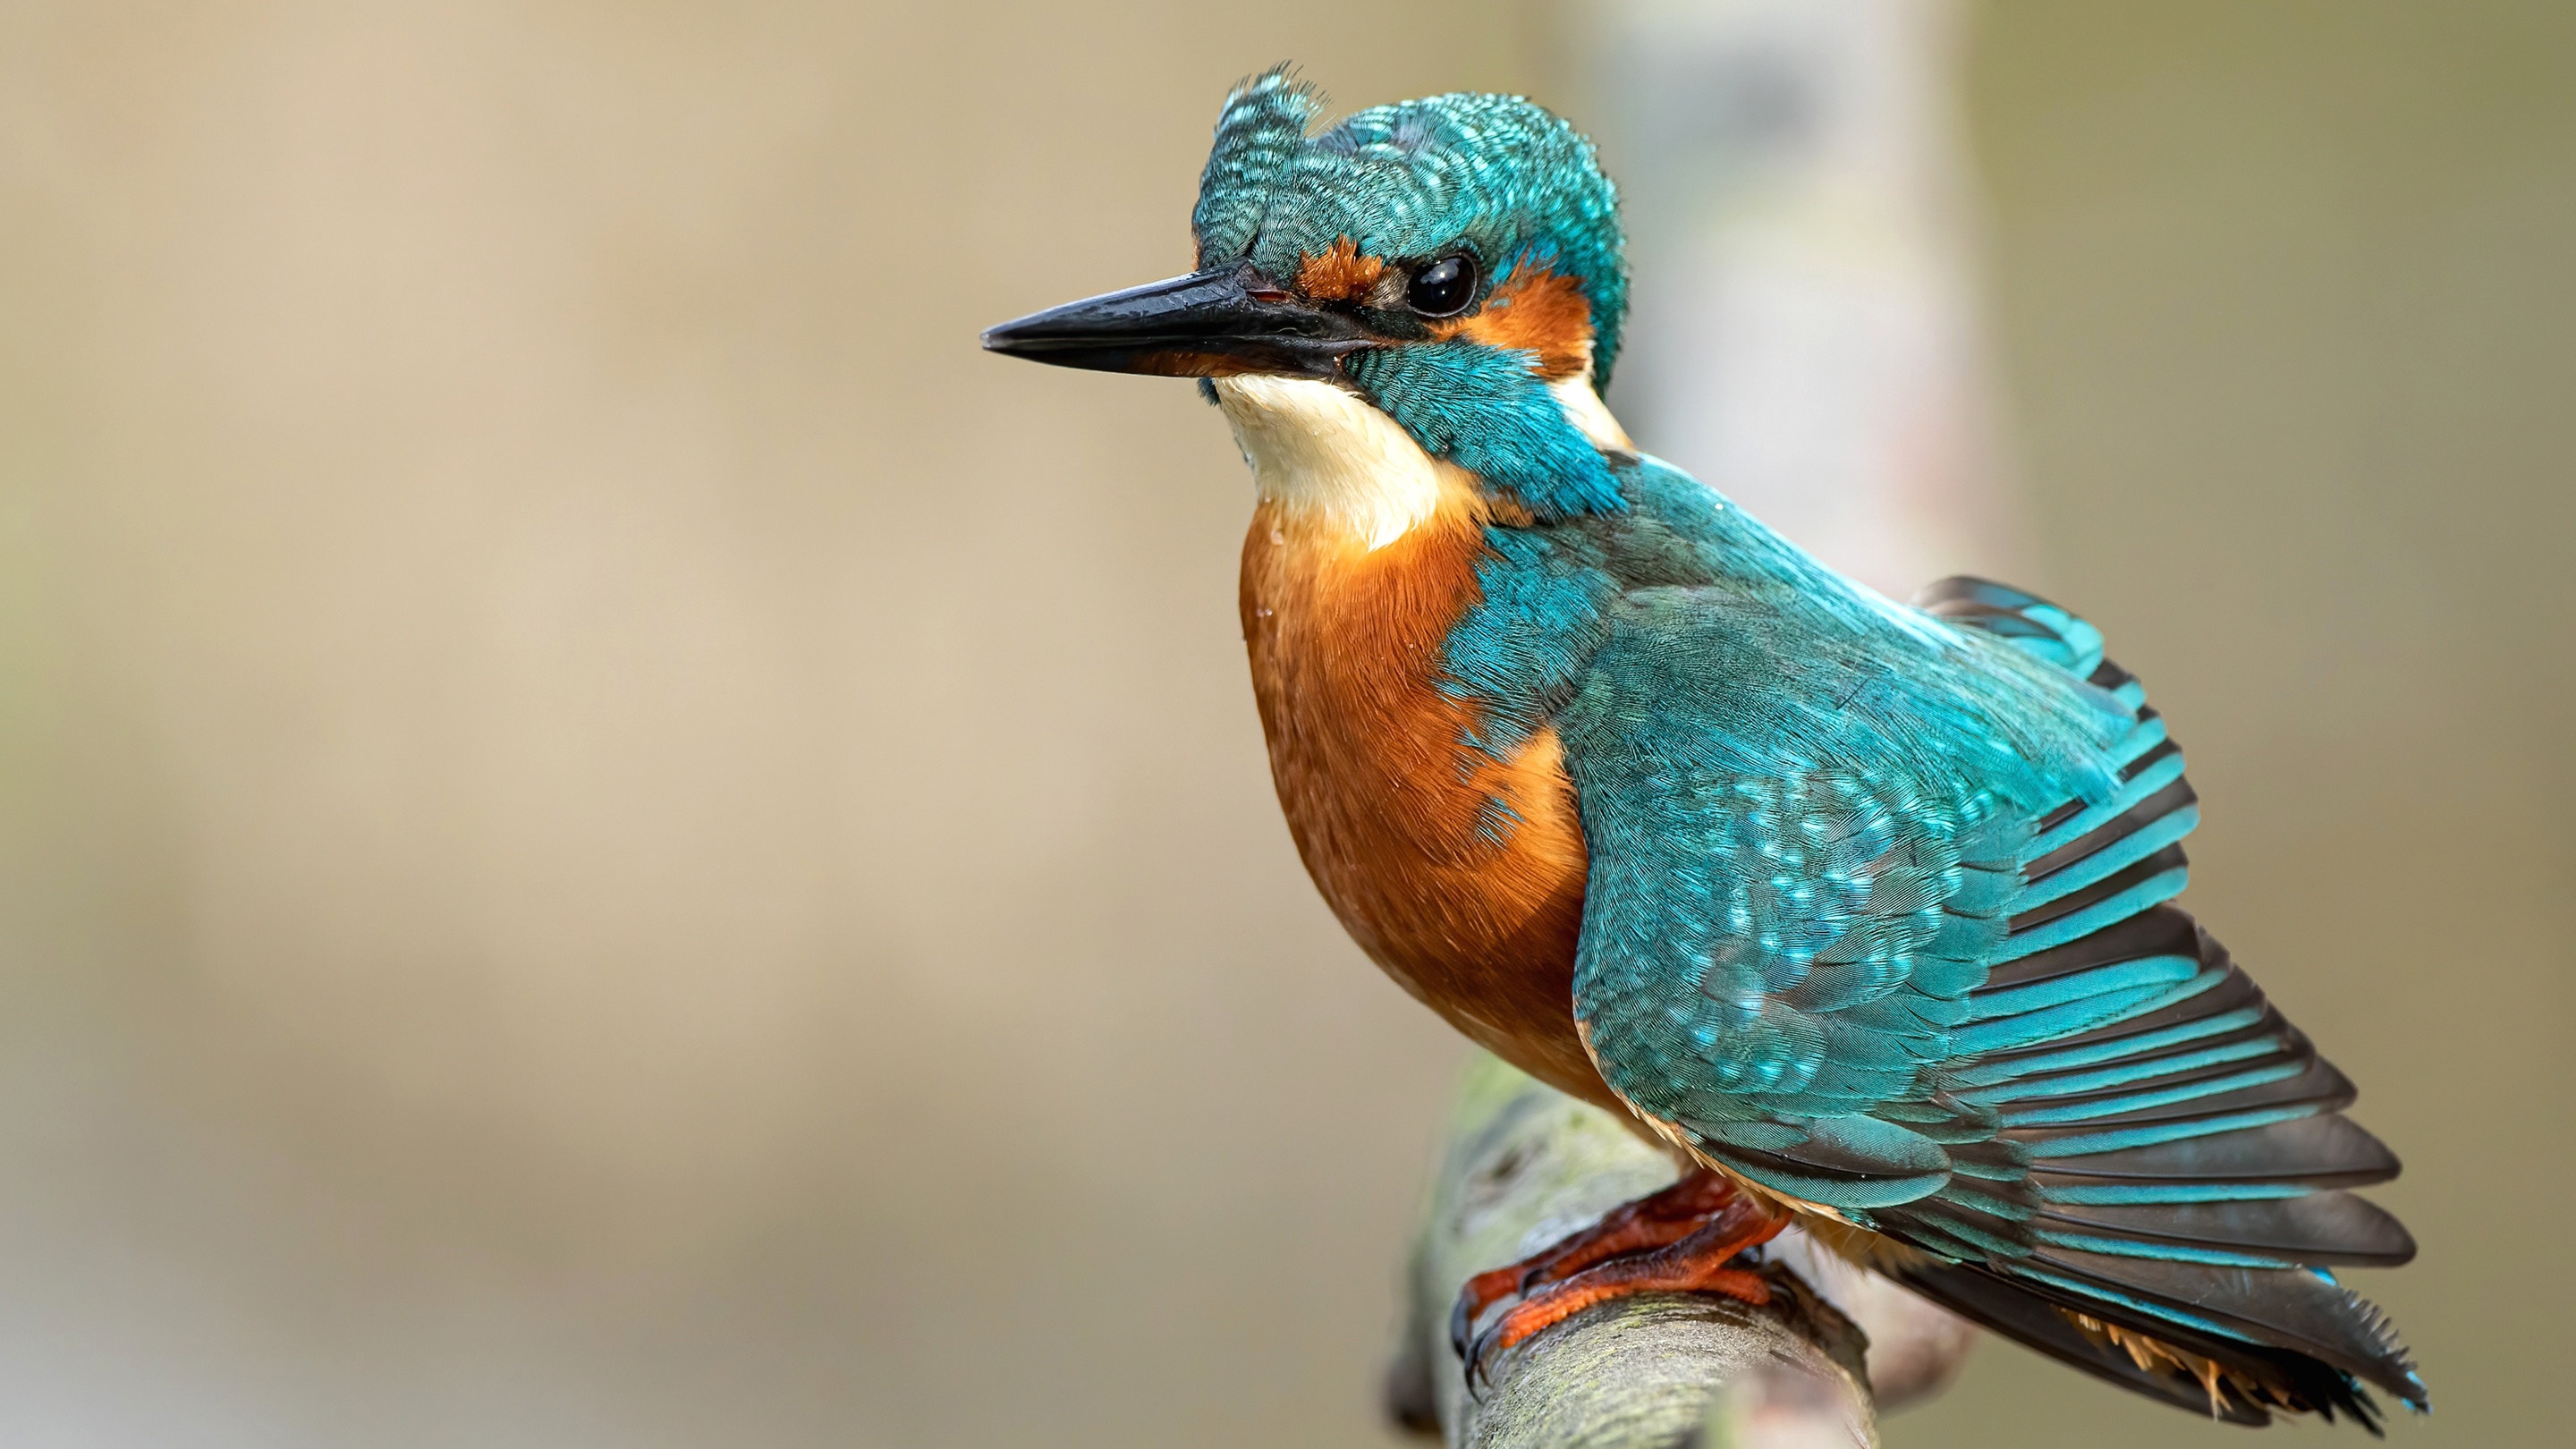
[[1514, 473, 2424, 1418], [1202, 79, 1631, 382], [1259, 81, 2426, 1426], [987, 68, 2423, 1430]]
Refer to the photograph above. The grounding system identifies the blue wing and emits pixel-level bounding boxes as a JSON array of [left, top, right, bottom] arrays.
[[1555, 560, 2423, 1422]]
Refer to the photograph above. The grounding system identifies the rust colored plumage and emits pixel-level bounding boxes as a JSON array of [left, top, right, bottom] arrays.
[[1238, 481, 1611, 1114], [1436, 264, 1595, 379], [1294, 236, 1390, 303], [1292, 245, 1596, 385]]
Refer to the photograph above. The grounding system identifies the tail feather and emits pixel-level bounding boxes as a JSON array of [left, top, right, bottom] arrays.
[[1891, 1258, 2273, 1424], [1893, 1257, 2398, 1431], [2005, 1250, 2425, 1419]]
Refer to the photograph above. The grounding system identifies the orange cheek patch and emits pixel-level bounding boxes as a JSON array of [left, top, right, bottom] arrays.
[[1295, 236, 1387, 302], [1438, 266, 1596, 380]]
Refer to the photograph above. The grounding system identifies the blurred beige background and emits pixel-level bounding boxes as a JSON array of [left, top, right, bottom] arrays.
[[0, 3, 2565, 1446]]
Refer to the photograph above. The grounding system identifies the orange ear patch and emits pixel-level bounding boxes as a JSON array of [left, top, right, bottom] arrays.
[[1296, 236, 1388, 301], [1437, 265, 1595, 380]]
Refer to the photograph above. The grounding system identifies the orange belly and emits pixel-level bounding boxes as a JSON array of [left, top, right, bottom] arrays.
[[1238, 485, 1617, 1115]]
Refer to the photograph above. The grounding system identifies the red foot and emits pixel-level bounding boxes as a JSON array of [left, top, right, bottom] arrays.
[[1452, 1169, 1785, 1391]]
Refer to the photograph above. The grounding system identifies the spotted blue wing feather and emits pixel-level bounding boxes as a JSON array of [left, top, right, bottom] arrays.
[[1537, 485, 2423, 1426]]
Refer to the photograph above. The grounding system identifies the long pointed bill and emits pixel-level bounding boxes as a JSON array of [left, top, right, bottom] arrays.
[[981, 261, 1371, 379]]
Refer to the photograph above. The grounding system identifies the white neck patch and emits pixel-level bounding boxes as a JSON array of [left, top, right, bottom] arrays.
[[1214, 376, 1440, 551], [1549, 374, 1633, 453], [1213, 371, 1634, 549]]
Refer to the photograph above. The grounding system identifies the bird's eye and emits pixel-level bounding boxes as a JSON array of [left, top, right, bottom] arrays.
[[1406, 255, 1478, 317]]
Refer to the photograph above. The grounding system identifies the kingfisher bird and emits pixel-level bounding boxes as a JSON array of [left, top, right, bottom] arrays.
[[984, 69, 2423, 1428]]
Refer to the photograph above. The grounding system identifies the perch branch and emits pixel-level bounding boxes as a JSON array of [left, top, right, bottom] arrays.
[[1385, 1055, 1977, 1448]]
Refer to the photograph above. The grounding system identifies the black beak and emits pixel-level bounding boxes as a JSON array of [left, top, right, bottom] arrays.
[[981, 261, 1372, 380]]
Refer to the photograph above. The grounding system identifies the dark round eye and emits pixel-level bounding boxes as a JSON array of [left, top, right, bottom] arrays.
[[1406, 254, 1478, 317]]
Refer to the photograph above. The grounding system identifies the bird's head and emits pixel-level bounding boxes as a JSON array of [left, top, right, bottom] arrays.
[[985, 69, 1632, 522]]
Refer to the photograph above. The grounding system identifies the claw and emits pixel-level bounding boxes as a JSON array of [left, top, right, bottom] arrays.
[[1446, 1169, 1745, 1366], [1450, 1261, 1526, 1360], [1464, 1318, 1511, 1399], [1445, 1171, 1785, 1393]]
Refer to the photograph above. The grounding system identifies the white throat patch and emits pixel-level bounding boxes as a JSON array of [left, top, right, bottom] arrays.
[[1212, 371, 1633, 549], [1213, 375, 1440, 551]]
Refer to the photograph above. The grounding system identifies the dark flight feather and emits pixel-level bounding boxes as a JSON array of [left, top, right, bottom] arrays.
[[1563, 555, 2423, 1428]]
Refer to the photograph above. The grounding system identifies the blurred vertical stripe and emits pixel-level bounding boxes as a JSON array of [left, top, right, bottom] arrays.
[[1593, 0, 2029, 596]]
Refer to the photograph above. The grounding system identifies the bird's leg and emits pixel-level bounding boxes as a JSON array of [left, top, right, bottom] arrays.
[[1454, 1169, 1785, 1388], [1448, 1168, 1744, 1356]]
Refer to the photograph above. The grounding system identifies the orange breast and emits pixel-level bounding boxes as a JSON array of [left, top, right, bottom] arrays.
[[1239, 484, 1616, 1114]]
